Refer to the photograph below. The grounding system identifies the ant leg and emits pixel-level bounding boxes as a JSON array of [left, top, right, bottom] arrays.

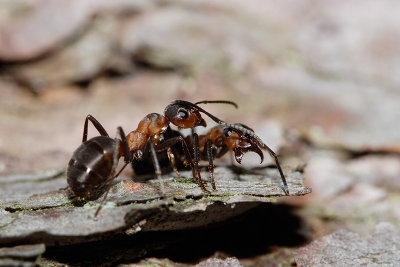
[[192, 133, 208, 191], [167, 148, 183, 179], [94, 188, 111, 217], [115, 127, 131, 163], [191, 128, 201, 178], [155, 136, 210, 193], [82, 115, 109, 143], [262, 145, 289, 195], [206, 139, 216, 190], [94, 162, 130, 217], [191, 127, 197, 141], [192, 133, 201, 176], [149, 143, 167, 198]]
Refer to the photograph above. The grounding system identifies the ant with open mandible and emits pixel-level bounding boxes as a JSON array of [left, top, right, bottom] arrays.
[[188, 123, 289, 195], [132, 101, 289, 195], [67, 100, 236, 216]]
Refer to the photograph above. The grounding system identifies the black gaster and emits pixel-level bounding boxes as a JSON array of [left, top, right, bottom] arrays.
[[67, 136, 117, 200]]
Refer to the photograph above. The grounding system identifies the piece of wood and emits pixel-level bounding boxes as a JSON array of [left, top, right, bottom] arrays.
[[0, 166, 310, 246]]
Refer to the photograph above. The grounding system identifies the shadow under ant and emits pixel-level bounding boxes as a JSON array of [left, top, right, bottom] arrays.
[[43, 203, 310, 266], [226, 163, 281, 175]]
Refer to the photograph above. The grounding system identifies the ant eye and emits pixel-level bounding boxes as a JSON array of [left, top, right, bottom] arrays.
[[177, 109, 189, 119], [222, 129, 232, 138]]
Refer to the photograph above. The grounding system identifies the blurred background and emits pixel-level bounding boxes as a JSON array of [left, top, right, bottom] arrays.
[[1, 0, 400, 265]]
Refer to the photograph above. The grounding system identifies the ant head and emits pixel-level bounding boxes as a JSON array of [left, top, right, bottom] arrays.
[[221, 123, 252, 139], [164, 100, 238, 129], [164, 102, 207, 129], [221, 124, 264, 164], [221, 123, 254, 139]]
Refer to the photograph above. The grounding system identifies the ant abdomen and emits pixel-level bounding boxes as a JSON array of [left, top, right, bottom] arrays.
[[67, 136, 118, 200]]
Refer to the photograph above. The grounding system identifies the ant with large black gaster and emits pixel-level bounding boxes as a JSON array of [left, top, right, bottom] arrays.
[[67, 100, 236, 216], [67, 115, 131, 216]]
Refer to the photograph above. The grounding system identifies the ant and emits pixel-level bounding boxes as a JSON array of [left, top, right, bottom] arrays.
[[67, 100, 236, 216], [132, 102, 289, 195], [188, 123, 289, 195], [129, 100, 237, 192], [67, 115, 131, 216], [67, 116, 130, 201]]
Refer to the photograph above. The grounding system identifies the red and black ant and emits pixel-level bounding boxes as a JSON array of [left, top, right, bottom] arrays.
[[132, 102, 289, 195], [67, 100, 236, 215], [188, 123, 289, 195], [67, 115, 130, 202]]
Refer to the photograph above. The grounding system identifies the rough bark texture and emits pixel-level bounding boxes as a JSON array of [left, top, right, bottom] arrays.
[[0, 167, 309, 265], [1, 0, 399, 265]]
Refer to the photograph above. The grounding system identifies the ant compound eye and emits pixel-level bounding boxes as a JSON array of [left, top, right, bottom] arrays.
[[222, 128, 232, 138], [177, 109, 189, 119]]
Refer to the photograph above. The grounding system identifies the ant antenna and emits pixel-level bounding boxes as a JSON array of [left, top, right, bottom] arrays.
[[195, 100, 238, 109]]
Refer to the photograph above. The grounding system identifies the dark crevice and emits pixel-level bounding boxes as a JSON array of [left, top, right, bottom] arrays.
[[296, 134, 400, 159], [346, 149, 400, 159], [42, 203, 309, 266]]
